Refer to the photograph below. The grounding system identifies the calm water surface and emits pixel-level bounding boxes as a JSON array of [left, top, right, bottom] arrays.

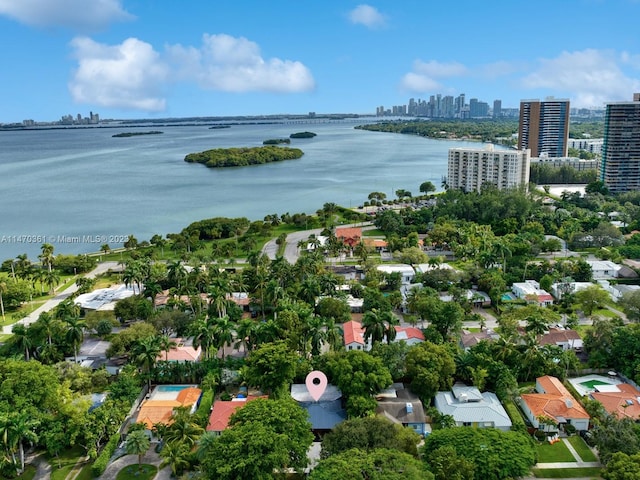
[[0, 120, 484, 258]]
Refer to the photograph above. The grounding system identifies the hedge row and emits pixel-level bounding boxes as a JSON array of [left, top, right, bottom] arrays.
[[504, 398, 527, 431], [91, 432, 121, 477]]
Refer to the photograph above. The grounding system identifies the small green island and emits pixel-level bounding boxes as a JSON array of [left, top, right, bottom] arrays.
[[290, 131, 317, 139], [263, 138, 291, 145], [184, 146, 304, 168], [209, 125, 231, 129], [112, 131, 163, 138]]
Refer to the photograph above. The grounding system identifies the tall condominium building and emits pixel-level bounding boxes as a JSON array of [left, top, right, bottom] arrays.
[[599, 93, 640, 193], [447, 146, 531, 192], [518, 98, 570, 157]]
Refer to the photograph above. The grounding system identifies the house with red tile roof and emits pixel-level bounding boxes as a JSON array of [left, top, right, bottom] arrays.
[[206, 396, 265, 435], [136, 386, 202, 430], [590, 383, 640, 421], [519, 376, 590, 432], [335, 227, 362, 247], [393, 326, 425, 346], [157, 340, 202, 362], [343, 320, 370, 351], [343, 321, 424, 350]]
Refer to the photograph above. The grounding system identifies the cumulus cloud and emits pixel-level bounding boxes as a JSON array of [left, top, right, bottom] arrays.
[[521, 49, 640, 107], [69, 37, 168, 111], [400, 60, 468, 92], [348, 4, 387, 29], [0, 0, 133, 30], [167, 33, 315, 93]]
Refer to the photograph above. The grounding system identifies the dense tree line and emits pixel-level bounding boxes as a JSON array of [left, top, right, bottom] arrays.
[[356, 119, 519, 144]]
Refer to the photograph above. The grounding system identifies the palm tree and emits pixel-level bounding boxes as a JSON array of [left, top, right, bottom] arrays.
[[190, 316, 215, 360], [163, 407, 204, 449], [11, 324, 32, 361], [159, 441, 190, 477], [167, 260, 188, 290], [305, 316, 327, 357], [381, 310, 399, 344], [64, 317, 86, 363], [125, 430, 150, 469], [43, 269, 60, 295], [132, 336, 162, 391], [158, 335, 177, 362], [38, 243, 54, 273], [35, 311, 57, 346], [10, 413, 38, 474], [235, 318, 257, 353], [362, 308, 386, 346], [212, 316, 235, 360], [323, 318, 343, 351]]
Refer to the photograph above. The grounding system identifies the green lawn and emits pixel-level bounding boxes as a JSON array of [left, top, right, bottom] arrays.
[[115, 464, 157, 480], [536, 441, 577, 463], [0, 465, 36, 480], [48, 445, 86, 480], [531, 467, 602, 478], [362, 228, 385, 237], [74, 464, 94, 480], [568, 435, 598, 462]]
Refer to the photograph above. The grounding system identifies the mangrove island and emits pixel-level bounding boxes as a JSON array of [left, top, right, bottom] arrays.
[[112, 131, 163, 138], [263, 138, 291, 145], [290, 131, 317, 139], [184, 145, 304, 168]]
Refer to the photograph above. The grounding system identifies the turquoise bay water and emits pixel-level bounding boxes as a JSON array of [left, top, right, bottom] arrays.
[[0, 119, 484, 258]]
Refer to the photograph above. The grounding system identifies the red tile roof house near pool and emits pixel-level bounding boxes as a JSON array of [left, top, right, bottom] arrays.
[[519, 376, 590, 432], [206, 396, 266, 435], [590, 383, 640, 420], [136, 387, 202, 430]]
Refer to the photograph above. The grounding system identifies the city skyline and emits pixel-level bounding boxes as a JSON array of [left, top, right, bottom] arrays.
[[1, 0, 640, 123]]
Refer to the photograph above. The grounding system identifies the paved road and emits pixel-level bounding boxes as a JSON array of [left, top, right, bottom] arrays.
[[2, 261, 121, 335], [263, 222, 373, 264]]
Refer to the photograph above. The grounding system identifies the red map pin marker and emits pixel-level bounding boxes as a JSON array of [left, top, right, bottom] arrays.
[[305, 371, 328, 402]]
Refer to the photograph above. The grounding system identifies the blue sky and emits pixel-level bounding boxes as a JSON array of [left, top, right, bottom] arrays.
[[1, 0, 640, 122]]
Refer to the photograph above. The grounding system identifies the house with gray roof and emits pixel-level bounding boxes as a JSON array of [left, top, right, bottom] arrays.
[[434, 383, 512, 431], [376, 383, 429, 436], [291, 384, 346, 437]]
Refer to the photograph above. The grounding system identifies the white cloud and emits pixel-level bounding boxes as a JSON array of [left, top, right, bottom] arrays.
[[167, 33, 315, 93], [400, 60, 467, 93], [69, 37, 168, 111], [400, 72, 441, 92], [0, 0, 133, 30], [521, 49, 640, 107], [348, 4, 387, 29]]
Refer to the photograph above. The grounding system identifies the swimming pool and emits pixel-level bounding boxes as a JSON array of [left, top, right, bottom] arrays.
[[155, 384, 197, 393]]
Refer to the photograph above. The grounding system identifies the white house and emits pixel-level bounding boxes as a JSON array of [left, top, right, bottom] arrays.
[[511, 280, 554, 306], [434, 384, 512, 431], [586, 260, 622, 280], [376, 264, 416, 284]]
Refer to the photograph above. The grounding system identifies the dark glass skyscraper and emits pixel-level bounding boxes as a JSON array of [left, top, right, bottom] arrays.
[[600, 94, 640, 194], [518, 98, 570, 157]]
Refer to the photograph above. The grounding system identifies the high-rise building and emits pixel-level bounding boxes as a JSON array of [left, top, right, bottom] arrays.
[[599, 94, 640, 194], [493, 100, 502, 118], [518, 98, 570, 157], [447, 146, 531, 192]]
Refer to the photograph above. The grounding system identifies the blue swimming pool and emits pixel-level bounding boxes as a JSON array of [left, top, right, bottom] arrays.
[[155, 384, 197, 392]]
